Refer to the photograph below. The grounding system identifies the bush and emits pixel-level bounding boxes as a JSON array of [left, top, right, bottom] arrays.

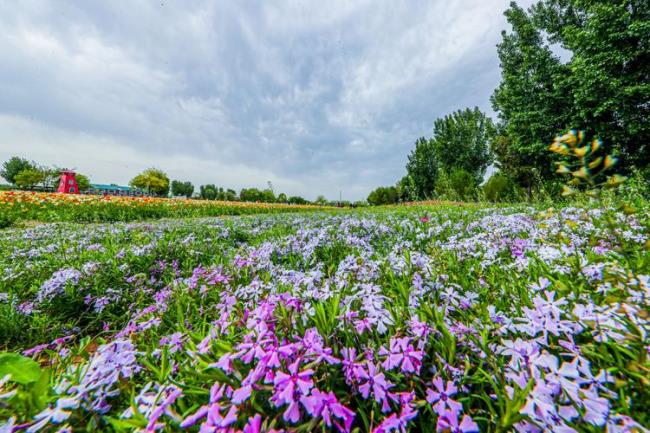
[[483, 172, 521, 202], [434, 169, 477, 201], [367, 186, 398, 205]]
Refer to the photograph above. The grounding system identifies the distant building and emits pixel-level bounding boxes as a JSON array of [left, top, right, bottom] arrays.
[[57, 171, 79, 194], [88, 183, 146, 197]]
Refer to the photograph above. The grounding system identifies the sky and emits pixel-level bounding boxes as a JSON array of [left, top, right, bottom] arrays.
[[0, 0, 534, 201]]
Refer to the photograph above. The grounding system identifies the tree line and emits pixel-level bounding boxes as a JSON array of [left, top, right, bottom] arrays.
[[0, 160, 317, 204], [368, 0, 649, 205], [0, 157, 91, 191]]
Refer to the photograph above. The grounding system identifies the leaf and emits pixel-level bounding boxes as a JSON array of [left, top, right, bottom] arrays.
[[0, 352, 43, 384]]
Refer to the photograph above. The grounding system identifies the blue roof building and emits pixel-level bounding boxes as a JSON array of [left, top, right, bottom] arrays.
[[88, 183, 146, 196]]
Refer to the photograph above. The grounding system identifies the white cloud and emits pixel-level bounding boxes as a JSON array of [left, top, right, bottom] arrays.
[[0, 0, 534, 200]]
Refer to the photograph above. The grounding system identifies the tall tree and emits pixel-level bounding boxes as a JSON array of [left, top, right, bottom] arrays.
[[405, 137, 438, 200], [171, 180, 194, 198], [129, 168, 170, 196], [431, 107, 495, 184], [200, 184, 218, 200], [531, 0, 650, 169], [1, 157, 35, 184], [491, 2, 572, 183]]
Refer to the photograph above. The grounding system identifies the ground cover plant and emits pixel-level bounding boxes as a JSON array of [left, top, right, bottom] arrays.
[[0, 192, 326, 224], [0, 197, 648, 432]]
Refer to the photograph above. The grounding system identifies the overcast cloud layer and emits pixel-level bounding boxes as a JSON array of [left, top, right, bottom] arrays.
[[0, 0, 533, 200]]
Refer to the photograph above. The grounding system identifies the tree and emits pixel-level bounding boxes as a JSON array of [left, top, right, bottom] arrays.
[[240, 188, 261, 202], [491, 2, 572, 183], [41, 167, 64, 190], [483, 172, 520, 202], [171, 180, 194, 198], [225, 189, 237, 201], [405, 137, 439, 200], [277, 193, 288, 203], [431, 108, 495, 184], [129, 168, 170, 196], [75, 173, 91, 191], [288, 196, 308, 205], [396, 175, 416, 202], [260, 189, 276, 203], [1, 157, 35, 184], [492, 0, 650, 187], [199, 184, 218, 200], [314, 195, 328, 205], [530, 0, 650, 169], [14, 168, 46, 189], [367, 186, 399, 205]]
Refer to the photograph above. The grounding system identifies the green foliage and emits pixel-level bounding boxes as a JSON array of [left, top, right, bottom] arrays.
[[75, 173, 91, 191], [14, 169, 46, 189], [199, 184, 218, 200], [277, 193, 287, 203], [367, 186, 398, 206], [449, 168, 477, 200], [483, 172, 521, 202], [395, 175, 416, 202], [405, 137, 438, 200], [0, 212, 17, 229], [129, 168, 170, 196], [1, 157, 35, 184], [431, 107, 495, 184], [240, 188, 276, 203], [434, 169, 477, 201], [0, 353, 42, 385], [532, 0, 650, 169], [314, 195, 328, 205], [171, 180, 194, 198], [491, 2, 572, 184], [493, 0, 650, 189], [288, 195, 309, 205]]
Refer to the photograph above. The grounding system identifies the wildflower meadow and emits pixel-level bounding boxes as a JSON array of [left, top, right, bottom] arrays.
[[1, 190, 648, 432]]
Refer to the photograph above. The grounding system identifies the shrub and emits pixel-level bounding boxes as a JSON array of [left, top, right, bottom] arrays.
[[483, 172, 520, 202]]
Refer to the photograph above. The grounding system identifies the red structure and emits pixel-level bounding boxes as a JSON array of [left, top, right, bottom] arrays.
[[57, 171, 79, 194]]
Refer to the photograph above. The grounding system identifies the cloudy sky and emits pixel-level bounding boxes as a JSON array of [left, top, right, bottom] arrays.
[[0, 0, 533, 200]]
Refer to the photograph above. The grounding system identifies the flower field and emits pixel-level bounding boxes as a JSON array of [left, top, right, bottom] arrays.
[[0, 204, 649, 432], [0, 191, 325, 225]]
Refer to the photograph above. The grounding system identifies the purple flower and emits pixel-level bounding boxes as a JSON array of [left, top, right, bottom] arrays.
[[379, 337, 423, 374], [436, 410, 479, 433], [358, 362, 393, 412], [299, 328, 340, 365], [37, 268, 82, 303], [271, 361, 314, 423], [373, 401, 418, 433], [301, 388, 355, 432], [426, 378, 463, 417], [27, 397, 79, 433]]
